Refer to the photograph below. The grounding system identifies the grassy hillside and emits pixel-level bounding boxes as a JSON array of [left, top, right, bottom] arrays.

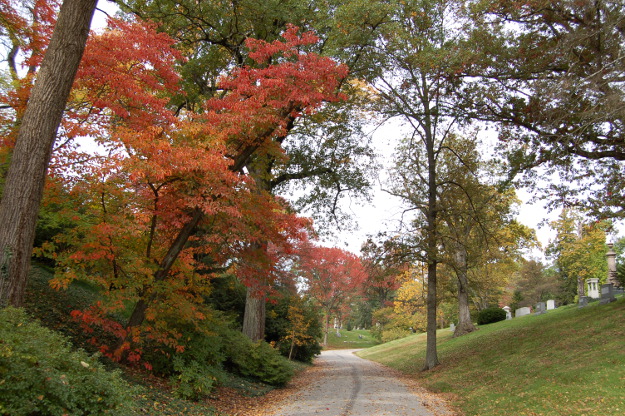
[[324, 328, 379, 349], [358, 299, 625, 416]]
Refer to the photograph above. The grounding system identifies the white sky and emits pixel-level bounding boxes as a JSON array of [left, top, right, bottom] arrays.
[[326, 122, 560, 259]]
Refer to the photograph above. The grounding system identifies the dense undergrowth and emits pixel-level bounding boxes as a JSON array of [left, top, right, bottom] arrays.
[[1, 264, 320, 415]]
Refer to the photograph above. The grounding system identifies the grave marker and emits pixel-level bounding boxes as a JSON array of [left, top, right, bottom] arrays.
[[515, 307, 531, 317], [600, 283, 616, 304]]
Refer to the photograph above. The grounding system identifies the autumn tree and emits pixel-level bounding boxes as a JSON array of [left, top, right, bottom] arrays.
[[463, 0, 625, 218], [0, 0, 97, 307], [393, 265, 428, 333], [509, 259, 562, 309], [297, 245, 368, 346], [90, 27, 344, 356], [116, 0, 386, 341], [376, 0, 474, 369], [546, 209, 609, 303], [434, 134, 536, 336]]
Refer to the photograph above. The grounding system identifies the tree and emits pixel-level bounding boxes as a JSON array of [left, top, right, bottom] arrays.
[[118, 0, 386, 341], [463, 0, 625, 218], [510, 259, 562, 308], [297, 245, 368, 346], [376, 0, 472, 369], [0, 0, 97, 307], [433, 134, 528, 336], [546, 209, 609, 303], [46, 26, 348, 358]]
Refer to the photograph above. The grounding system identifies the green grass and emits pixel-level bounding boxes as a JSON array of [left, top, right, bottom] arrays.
[[358, 300, 625, 416], [324, 328, 379, 349]]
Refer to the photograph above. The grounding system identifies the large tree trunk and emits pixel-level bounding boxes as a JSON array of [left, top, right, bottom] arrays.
[[0, 0, 97, 307], [454, 246, 477, 337], [240, 164, 271, 340], [323, 313, 330, 346], [242, 286, 266, 341], [422, 80, 440, 371]]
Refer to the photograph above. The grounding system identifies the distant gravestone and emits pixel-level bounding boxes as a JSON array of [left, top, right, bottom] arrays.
[[600, 284, 617, 304], [546, 299, 556, 310], [535, 302, 546, 315], [449, 323, 456, 332], [578, 296, 590, 308], [515, 307, 531, 317], [502, 306, 512, 320]]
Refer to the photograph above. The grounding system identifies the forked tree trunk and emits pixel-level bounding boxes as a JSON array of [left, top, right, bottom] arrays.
[[242, 286, 266, 341], [0, 0, 97, 307]]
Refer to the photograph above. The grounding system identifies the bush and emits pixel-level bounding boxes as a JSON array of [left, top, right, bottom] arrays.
[[381, 327, 412, 343], [477, 307, 507, 325], [224, 330, 293, 386], [170, 357, 221, 400], [0, 307, 132, 416], [140, 312, 228, 400]]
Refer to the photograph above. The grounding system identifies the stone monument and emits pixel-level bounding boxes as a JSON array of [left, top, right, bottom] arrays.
[[606, 243, 619, 287], [600, 284, 616, 304], [587, 278, 600, 299], [502, 305, 512, 320], [534, 302, 546, 315]]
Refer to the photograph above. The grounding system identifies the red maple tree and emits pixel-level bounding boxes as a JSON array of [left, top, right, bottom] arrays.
[[297, 244, 368, 345]]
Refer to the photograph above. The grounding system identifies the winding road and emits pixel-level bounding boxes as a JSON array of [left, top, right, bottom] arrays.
[[265, 349, 452, 416]]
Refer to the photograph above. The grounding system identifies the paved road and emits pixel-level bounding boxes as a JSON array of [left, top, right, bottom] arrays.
[[266, 349, 446, 416]]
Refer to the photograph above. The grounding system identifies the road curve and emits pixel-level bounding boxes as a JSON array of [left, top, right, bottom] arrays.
[[265, 349, 449, 416]]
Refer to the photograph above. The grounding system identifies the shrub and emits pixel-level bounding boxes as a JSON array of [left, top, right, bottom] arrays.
[[0, 307, 132, 416], [477, 307, 507, 325], [224, 329, 293, 386], [140, 311, 228, 400], [170, 357, 221, 400], [381, 327, 412, 343]]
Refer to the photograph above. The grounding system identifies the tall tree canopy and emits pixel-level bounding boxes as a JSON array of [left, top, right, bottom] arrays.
[[463, 0, 625, 217]]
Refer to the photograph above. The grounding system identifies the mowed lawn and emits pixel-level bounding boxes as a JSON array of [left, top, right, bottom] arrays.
[[324, 328, 379, 350], [358, 299, 625, 416]]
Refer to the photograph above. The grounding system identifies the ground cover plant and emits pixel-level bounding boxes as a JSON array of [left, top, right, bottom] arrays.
[[358, 299, 625, 416]]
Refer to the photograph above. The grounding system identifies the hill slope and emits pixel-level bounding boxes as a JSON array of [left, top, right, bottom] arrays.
[[358, 299, 625, 416]]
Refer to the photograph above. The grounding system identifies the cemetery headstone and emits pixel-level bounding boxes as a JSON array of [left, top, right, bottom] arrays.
[[546, 299, 556, 310], [502, 305, 512, 320], [449, 323, 456, 332], [578, 296, 590, 308], [515, 307, 531, 317], [535, 302, 546, 315], [600, 283, 616, 304]]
